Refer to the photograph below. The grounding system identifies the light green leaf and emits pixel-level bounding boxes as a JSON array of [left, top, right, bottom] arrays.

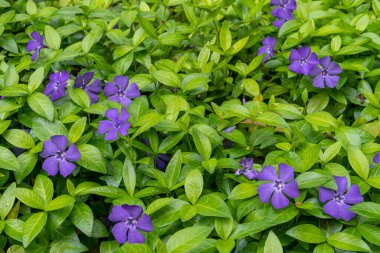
[[70, 203, 94, 237], [185, 169, 203, 205], [196, 194, 231, 218], [327, 232, 370, 252], [45, 25, 61, 49], [123, 158, 136, 196], [264, 231, 283, 253], [77, 144, 107, 174], [286, 224, 326, 243], [22, 212, 47, 248], [0, 146, 20, 171], [27, 92, 55, 121], [165, 150, 182, 190], [2, 129, 35, 149], [347, 147, 369, 180], [166, 226, 213, 253]]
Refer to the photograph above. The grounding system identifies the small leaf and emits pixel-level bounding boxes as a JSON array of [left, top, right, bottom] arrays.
[[165, 150, 182, 190], [70, 203, 94, 237], [123, 158, 136, 196], [22, 212, 47, 248], [45, 25, 61, 49], [196, 194, 231, 218], [27, 92, 55, 121], [327, 232, 370, 252], [347, 147, 369, 180], [3, 129, 35, 149], [286, 224, 326, 243], [166, 226, 213, 253], [264, 231, 283, 253], [185, 169, 203, 205], [77, 144, 107, 174]]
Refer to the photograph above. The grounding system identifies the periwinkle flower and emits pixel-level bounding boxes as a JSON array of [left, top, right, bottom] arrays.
[[40, 135, 80, 177], [289, 47, 319, 75], [98, 108, 131, 141], [319, 176, 363, 222], [235, 158, 258, 180], [142, 139, 171, 170], [104, 76, 140, 108], [26, 31, 46, 61], [272, 13, 294, 29], [108, 205, 153, 244], [257, 164, 299, 209], [74, 72, 102, 104], [258, 36, 277, 62], [373, 151, 380, 163], [310, 56, 342, 89], [224, 126, 236, 133], [270, 0, 297, 18], [44, 70, 70, 101], [0, 96, 4, 100]]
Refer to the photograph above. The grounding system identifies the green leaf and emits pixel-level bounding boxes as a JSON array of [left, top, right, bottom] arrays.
[[166, 226, 213, 253], [50, 239, 88, 252], [33, 174, 53, 205], [347, 147, 369, 180], [321, 142, 341, 164], [14, 188, 45, 209], [313, 243, 334, 253], [2, 129, 35, 149], [255, 112, 288, 128], [32, 117, 68, 141], [45, 195, 75, 211], [28, 67, 45, 93], [68, 117, 87, 143], [350, 202, 380, 219], [77, 144, 107, 174], [307, 93, 329, 114], [286, 224, 326, 243], [264, 231, 283, 253], [137, 14, 157, 39], [243, 78, 260, 97], [228, 183, 258, 200], [100, 241, 119, 253], [15, 152, 38, 184], [123, 158, 136, 196], [45, 25, 61, 49], [146, 198, 173, 215], [0, 120, 11, 135], [0, 182, 16, 220], [22, 212, 47, 248], [358, 223, 380, 246], [327, 232, 370, 252], [132, 112, 165, 139], [152, 70, 181, 88], [165, 150, 182, 190], [68, 88, 91, 109], [0, 146, 20, 171], [4, 219, 24, 242], [0, 84, 29, 96], [185, 169, 203, 205], [296, 172, 330, 189], [196, 194, 231, 218], [82, 27, 103, 53], [70, 203, 94, 237], [4, 65, 18, 87], [305, 112, 338, 129], [191, 128, 211, 160], [118, 244, 153, 253], [220, 21, 231, 51], [27, 92, 55, 121]]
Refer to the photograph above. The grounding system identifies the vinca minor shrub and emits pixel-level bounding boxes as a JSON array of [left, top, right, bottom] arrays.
[[1, 0, 380, 252]]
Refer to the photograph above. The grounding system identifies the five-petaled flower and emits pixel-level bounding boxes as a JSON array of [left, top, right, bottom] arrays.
[[104, 76, 140, 108], [258, 37, 277, 62], [40, 135, 80, 178], [289, 46, 319, 75], [44, 70, 70, 101], [98, 108, 131, 141], [319, 176, 363, 222], [271, 0, 297, 18], [235, 158, 258, 180], [257, 164, 299, 209], [74, 72, 102, 104], [373, 151, 380, 163], [310, 56, 342, 89], [108, 205, 153, 244], [26, 31, 46, 61]]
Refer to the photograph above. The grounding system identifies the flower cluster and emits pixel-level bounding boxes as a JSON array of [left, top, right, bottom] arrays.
[[270, 0, 296, 28], [289, 47, 342, 88], [235, 159, 363, 221]]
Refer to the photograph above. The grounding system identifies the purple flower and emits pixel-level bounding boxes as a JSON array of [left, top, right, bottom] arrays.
[[44, 70, 70, 101], [104, 76, 140, 108], [0, 96, 4, 100], [155, 154, 171, 170], [373, 151, 380, 163], [108, 205, 153, 244], [224, 126, 236, 133], [113, 23, 119, 29], [289, 47, 319, 75], [257, 164, 299, 209], [98, 108, 131, 141], [74, 72, 102, 104], [258, 36, 277, 62], [310, 56, 342, 89], [40, 135, 80, 177], [235, 158, 258, 180], [270, 0, 297, 18], [319, 176, 363, 222], [26, 31, 46, 61]]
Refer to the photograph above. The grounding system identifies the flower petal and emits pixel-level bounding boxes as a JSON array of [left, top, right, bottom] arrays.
[[309, 65, 322, 77], [87, 79, 102, 93], [65, 144, 80, 161], [257, 166, 278, 181], [112, 222, 128, 244], [50, 135, 68, 151], [114, 76, 129, 90], [40, 141, 57, 158], [31, 50, 39, 61], [87, 92, 99, 104], [126, 83, 140, 99], [283, 180, 299, 198], [325, 75, 339, 88], [319, 187, 335, 203], [258, 183, 274, 203], [271, 191, 289, 209], [108, 205, 131, 222], [328, 62, 342, 75], [334, 176, 347, 194], [104, 82, 118, 96], [344, 184, 363, 204], [118, 122, 131, 137], [98, 120, 114, 134], [119, 97, 132, 108], [319, 56, 331, 69], [289, 62, 303, 74], [289, 49, 301, 62], [42, 156, 59, 176], [119, 108, 130, 123], [127, 228, 145, 244], [124, 205, 143, 218], [323, 200, 340, 220], [105, 108, 119, 122], [137, 214, 153, 232], [31, 31, 43, 44], [243, 169, 258, 180], [105, 129, 118, 141], [58, 160, 76, 178], [338, 203, 356, 222], [313, 75, 325, 88], [108, 95, 121, 104], [26, 40, 38, 52], [373, 151, 380, 163], [83, 72, 94, 84], [278, 163, 294, 182]]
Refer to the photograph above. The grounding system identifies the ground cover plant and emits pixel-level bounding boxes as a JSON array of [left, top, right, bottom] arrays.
[[1, 0, 380, 252]]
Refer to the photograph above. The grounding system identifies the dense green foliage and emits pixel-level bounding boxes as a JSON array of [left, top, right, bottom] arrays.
[[1, 0, 380, 252]]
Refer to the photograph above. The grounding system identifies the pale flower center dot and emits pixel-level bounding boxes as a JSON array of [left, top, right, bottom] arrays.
[[321, 70, 328, 76], [273, 179, 285, 191], [334, 193, 345, 204], [53, 82, 60, 90], [300, 58, 307, 65], [125, 217, 137, 229], [114, 121, 121, 129], [56, 150, 66, 160]]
